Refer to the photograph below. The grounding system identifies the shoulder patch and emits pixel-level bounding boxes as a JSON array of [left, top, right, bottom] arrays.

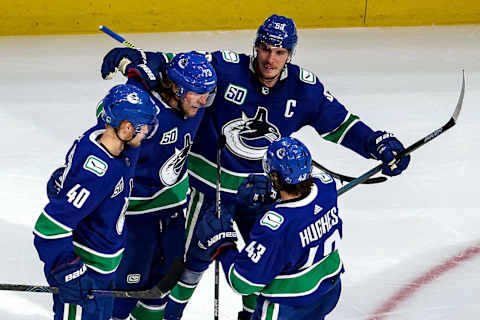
[[83, 155, 108, 177], [160, 127, 178, 145], [299, 68, 316, 85], [260, 211, 284, 230], [224, 84, 247, 105], [221, 50, 240, 63]]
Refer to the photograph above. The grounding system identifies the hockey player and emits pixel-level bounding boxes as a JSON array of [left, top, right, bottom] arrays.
[[108, 51, 216, 320], [33, 84, 159, 320], [48, 51, 217, 320], [191, 137, 342, 320], [100, 14, 410, 319]]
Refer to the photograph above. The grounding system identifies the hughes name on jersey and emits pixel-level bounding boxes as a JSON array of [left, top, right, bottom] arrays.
[[96, 77, 205, 216], [34, 125, 139, 276], [186, 50, 375, 200], [219, 175, 343, 306]]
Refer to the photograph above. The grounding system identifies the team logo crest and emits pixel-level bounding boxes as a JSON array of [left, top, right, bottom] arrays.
[[222, 107, 281, 160], [159, 134, 192, 186]]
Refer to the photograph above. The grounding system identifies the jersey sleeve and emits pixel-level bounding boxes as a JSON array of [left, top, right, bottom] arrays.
[[308, 80, 375, 158], [33, 143, 114, 271], [219, 211, 291, 295]]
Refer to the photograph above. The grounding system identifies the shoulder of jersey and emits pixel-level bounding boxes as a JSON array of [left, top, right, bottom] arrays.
[[74, 127, 115, 178], [211, 50, 249, 70], [287, 63, 323, 88], [312, 175, 338, 200]]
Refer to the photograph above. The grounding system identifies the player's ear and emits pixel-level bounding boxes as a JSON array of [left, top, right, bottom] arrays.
[[118, 120, 134, 137]]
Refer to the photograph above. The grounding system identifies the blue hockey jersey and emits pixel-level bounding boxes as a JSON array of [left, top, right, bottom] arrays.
[[186, 50, 375, 200], [219, 176, 343, 306], [96, 77, 205, 215], [34, 125, 140, 277]]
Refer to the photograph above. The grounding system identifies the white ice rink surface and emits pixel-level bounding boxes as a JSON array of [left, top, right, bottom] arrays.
[[1, 24, 479, 319]]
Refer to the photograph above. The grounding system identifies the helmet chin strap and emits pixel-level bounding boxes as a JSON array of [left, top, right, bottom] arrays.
[[114, 127, 135, 144]]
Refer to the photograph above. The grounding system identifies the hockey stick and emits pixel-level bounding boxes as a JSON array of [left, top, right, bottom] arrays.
[[0, 256, 185, 299], [99, 25, 386, 187], [214, 135, 226, 320], [338, 70, 465, 196], [99, 25, 137, 48], [312, 160, 387, 184]]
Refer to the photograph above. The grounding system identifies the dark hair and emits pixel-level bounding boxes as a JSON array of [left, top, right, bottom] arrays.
[[271, 171, 314, 196], [158, 78, 178, 102]]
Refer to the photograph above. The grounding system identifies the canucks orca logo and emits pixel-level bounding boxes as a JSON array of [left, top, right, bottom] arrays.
[[159, 134, 192, 186], [222, 107, 281, 160]]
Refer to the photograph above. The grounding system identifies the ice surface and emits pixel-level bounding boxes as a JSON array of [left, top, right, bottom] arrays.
[[1, 24, 479, 319]]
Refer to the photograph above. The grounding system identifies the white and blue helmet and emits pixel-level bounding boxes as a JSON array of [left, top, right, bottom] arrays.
[[263, 137, 312, 185], [167, 51, 217, 106], [102, 84, 159, 137], [255, 14, 298, 54]]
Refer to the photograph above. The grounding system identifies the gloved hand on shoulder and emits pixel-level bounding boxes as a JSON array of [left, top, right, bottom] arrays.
[[101, 47, 145, 79], [236, 174, 278, 215], [51, 257, 95, 307], [367, 131, 410, 176], [101, 48, 166, 90]]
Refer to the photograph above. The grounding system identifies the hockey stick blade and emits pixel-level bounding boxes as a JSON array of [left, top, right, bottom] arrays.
[[0, 257, 185, 299], [312, 160, 388, 184], [338, 70, 465, 196]]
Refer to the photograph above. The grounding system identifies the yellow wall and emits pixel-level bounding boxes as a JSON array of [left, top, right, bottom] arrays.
[[366, 0, 480, 26], [1, 0, 480, 36]]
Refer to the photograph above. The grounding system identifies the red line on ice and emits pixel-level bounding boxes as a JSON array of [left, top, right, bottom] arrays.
[[368, 243, 480, 320]]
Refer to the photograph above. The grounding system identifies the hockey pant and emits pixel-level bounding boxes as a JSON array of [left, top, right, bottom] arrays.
[[112, 207, 186, 320], [164, 188, 258, 319], [46, 269, 114, 320], [252, 276, 341, 320]]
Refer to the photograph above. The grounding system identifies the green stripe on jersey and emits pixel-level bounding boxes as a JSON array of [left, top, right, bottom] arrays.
[[229, 265, 265, 295], [169, 282, 197, 303], [323, 114, 360, 143], [242, 294, 258, 313], [187, 152, 249, 193], [127, 175, 189, 214], [131, 302, 165, 320], [262, 250, 342, 297], [33, 211, 72, 239], [73, 242, 123, 274]]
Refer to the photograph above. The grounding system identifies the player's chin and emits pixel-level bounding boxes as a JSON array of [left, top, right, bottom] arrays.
[[185, 107, 200, 118], [260, 69, 280, 81]]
